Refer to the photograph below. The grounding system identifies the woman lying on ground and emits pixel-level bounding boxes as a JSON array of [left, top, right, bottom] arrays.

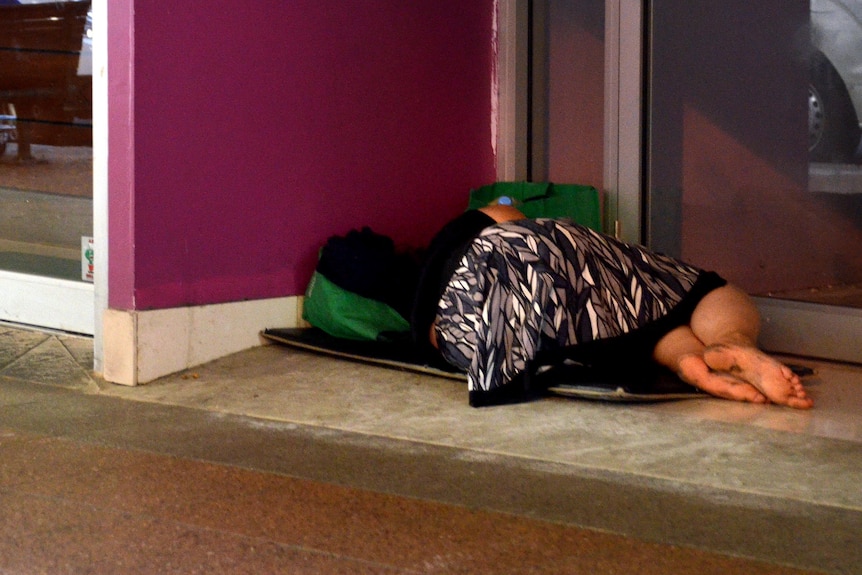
[[411, 204, 813, 409]]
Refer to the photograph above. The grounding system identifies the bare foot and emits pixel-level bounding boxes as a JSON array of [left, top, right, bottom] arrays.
[[702, 344, 813, 409], [677, 354, 768, 404]]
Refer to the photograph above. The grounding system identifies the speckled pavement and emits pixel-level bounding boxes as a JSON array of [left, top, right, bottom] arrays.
[[1, 323, 859, 574]]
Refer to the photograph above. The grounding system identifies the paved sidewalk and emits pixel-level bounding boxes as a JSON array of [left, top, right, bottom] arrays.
[[1, 324, 859, 573]]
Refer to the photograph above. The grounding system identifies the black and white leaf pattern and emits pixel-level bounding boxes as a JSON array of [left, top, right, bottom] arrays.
[[434, 219, 701, 397]]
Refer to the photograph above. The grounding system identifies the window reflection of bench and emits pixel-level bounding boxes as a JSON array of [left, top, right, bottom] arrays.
[[0, 1, 91, 158]]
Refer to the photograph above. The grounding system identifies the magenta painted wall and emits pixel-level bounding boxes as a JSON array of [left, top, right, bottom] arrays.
[[109, 1, 496, 310]]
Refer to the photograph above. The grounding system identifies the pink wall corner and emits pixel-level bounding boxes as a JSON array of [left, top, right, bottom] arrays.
[[107, 0, 135, 310], [114, 1, 496, 311]]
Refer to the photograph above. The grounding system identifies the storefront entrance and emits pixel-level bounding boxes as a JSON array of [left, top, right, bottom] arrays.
[[525, 0, 861, 363]]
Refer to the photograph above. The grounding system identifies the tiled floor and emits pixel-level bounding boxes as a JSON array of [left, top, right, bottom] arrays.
[[1, 322, 860, 574]]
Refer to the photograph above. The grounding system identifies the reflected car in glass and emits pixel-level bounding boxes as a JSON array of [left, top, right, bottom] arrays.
[[810, 0, 862, 162]]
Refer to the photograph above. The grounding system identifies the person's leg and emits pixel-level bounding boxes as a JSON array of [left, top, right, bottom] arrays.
[[687, 283, 761, 347], [655, 284, 812, 409]]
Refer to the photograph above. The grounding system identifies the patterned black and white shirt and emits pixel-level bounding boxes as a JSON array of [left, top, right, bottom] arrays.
[[433, 217, 724, 406]]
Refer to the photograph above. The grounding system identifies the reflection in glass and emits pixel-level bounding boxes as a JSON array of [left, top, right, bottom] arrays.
[[0, 0, 92, 282], [809, 0, 862, 164], [531, 0, 605, 186], [806, 0, 862, 307], [647, 0, 862, 309]]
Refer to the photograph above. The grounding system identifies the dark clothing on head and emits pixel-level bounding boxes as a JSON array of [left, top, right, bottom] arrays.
[[410, 210, 495, 362]]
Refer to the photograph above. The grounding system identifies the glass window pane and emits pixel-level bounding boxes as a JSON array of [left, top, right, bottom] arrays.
[[532, 0, 605, 185], [0, 1, 93, 283], [648, 0, 862, 309]]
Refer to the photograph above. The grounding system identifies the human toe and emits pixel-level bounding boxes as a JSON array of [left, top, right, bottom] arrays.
[[786, 395, 814, 409]]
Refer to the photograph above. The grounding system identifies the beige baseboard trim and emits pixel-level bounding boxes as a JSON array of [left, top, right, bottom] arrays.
[[102, 296, 301, 386]]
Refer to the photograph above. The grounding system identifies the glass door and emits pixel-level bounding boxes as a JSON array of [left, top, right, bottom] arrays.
[[524, 0, 860, 362], [530, 0, 607, 187], [0, 0, 94, 334], [529, 0, 645, 238], [645, 0, 862, 362]]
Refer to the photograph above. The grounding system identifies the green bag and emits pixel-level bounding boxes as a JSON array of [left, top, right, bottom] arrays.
[[468, 181, 603, 232], [301, 227, 418, 341], [302, 271, 409, 341]]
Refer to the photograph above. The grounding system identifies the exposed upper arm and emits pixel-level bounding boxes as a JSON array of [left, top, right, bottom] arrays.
[[478, 204, 526, 223]]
